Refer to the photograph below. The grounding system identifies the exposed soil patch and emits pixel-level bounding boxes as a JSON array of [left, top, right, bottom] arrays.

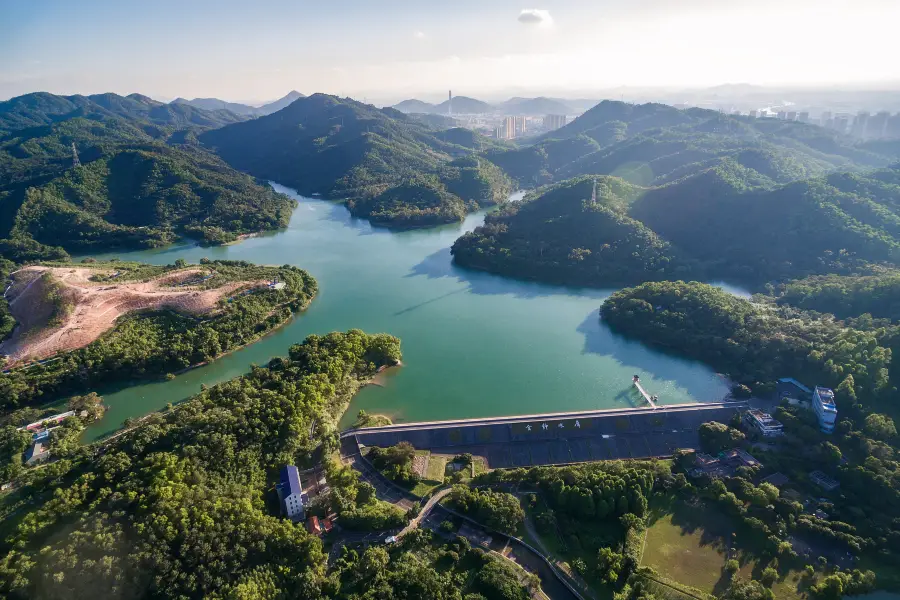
[[411, 454, 429, 479], [0, 266, 265, 366]]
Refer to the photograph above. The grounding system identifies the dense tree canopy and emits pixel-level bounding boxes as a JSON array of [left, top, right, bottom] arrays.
[[0, 329, 402, 599], [200, 94, 512, 228], [600, 281, 894, 405]]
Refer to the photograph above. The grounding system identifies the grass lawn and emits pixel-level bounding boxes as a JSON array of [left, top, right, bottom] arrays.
[[642, 497, 807, 600], [426, 454, 451, 481]]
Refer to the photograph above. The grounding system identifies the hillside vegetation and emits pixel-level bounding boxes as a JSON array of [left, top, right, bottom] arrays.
[[200, 94, 513, 228], [0, 330, 415, 599], [600, 281, 894, 405], [485, 100, 893, 188], [0, 93, 296, 260], [453, 162, 900, 287], [452, 176, 690, 286], [0, 259, 317, 411]]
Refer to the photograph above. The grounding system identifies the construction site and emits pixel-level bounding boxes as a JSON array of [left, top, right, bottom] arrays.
[[0, 265, 268, 367]]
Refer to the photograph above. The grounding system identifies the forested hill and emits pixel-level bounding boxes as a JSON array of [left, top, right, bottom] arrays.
[[0, 93, 296, 261], [0, 329, 406, 598], [488, 100, 894, 187], [600, 281, 895, 407], [0, 91, 248, 134], [452, 163, 900, 287], [451, 176, 691, 287], [200, 93, 513, 228]]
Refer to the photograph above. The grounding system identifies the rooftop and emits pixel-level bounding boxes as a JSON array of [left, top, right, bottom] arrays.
[[280, 465, 302, 497], [746, 409, 783, 429], [778, 378, 812, 394], [815, 387, 837, 411]]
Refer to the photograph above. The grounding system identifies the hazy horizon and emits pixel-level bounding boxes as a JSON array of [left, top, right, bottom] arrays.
[[3, 0, 899, 105]]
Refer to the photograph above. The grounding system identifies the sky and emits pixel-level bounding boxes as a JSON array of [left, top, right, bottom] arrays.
[[2, 0, 899, 104]]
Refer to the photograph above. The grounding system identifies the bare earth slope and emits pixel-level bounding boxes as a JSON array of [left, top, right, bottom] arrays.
[[0, 266, 263, 366]]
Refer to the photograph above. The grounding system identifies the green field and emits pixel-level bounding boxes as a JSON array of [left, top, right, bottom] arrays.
[[642, 500, 807, 600]]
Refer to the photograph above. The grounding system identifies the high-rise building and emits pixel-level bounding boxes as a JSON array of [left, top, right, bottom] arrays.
[[543, 114, 568, 130], [868, 111, 890, 139], [748, 110, 759, 118], [887, 113, 900, 138], [786, 111, 797, 121], [514, 116, 527, 137], [833, 116, 849, 134], [777, 111, 787, 120], [798, 112, 810, 123], [851, 111, 870, 137], [492, 126, 504, 139], [503, 116, 515, 140]]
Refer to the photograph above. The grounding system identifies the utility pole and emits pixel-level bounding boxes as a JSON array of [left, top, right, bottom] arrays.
[[71, 142, 81, 168]]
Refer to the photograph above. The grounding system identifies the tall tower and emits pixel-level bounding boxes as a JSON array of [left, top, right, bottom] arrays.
[[71, 142, 81, 168], [448, 90, 452, 118], [591, 179, 597, 205]]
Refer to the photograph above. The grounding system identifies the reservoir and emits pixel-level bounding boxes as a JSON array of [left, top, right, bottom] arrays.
[[82, 184, 743, 441]]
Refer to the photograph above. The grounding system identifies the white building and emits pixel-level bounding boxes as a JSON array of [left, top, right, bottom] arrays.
[[813, 386, 838, 433], [743, 409, 784, 438], [277, 465, 305, 520]]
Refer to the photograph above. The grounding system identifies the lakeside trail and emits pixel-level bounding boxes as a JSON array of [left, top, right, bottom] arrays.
[[0, 266, 265, 367]]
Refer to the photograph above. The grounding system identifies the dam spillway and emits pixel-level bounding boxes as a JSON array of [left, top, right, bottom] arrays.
[[342, 401, 746, 468]]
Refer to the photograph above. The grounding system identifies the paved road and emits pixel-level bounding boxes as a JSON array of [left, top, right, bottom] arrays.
[[341, 400, 745, 437], [399, 487, 451, 537]]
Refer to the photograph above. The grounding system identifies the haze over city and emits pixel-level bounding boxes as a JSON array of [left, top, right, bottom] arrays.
[[2, 0, 899, 104]]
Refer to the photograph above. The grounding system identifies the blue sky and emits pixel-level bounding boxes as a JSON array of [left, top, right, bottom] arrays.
[[2, 0, 898, 103]]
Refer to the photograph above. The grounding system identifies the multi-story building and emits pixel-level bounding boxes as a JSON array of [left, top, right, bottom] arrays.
[[493, 126, 504, 139], [888, 113, 900, 138], [798, 112, 810, 123], [503, 116, 516, 140], [813, 386, 838, 433], [277, 465, 305, 521], [867, 111, 891, 139], [514, 116, 527, 137], [748, 110, 759, 118], [543, 114, 567, 130], [832, 116, 849, 134], [851, 111, 870, 137], [743, 409, 784, 438], [786, 111, 797, 121]]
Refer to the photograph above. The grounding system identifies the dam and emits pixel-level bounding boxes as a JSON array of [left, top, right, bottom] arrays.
[[342, 401, 746, 468]]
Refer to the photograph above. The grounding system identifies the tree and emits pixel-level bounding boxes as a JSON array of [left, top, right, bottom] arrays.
[[761, 567, 777, 587], [597, 548, 625, 585], [864, 413, 897, 441], [699, 422, 745, 453]]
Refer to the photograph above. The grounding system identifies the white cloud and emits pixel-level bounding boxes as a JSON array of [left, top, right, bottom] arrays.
[[413, 31, 426, 40], [518, 9, 553, 26]]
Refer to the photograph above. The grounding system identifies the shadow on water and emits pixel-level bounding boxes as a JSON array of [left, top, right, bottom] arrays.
[[577, 308, 729, 401], [407, 248, 609, 300], [393, 288, 468, 316]]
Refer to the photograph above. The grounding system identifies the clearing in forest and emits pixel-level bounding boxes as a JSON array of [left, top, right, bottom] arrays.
[[0, 265, 265, 366]]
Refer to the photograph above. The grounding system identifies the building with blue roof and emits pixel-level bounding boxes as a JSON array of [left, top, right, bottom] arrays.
[[277, 465, 304, 521]]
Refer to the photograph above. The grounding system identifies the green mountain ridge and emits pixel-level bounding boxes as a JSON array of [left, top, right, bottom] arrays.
[[0, 93, 296, 260], [200, 93, 513, 227], [488, 100, 893, 188], [452, 162, 900, 287]]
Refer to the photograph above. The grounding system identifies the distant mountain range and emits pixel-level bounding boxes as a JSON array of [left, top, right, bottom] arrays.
[[497, 97, 574, 115], [391, 96, 583, 116], [0, 91, 247, 135], [171, 91, 305, 117]]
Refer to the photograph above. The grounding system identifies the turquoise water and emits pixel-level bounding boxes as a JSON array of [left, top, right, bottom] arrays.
[[82, 184, 744, 441]]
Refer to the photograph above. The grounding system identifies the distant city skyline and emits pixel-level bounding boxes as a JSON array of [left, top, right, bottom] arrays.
[[2, 0, 899, 103]]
